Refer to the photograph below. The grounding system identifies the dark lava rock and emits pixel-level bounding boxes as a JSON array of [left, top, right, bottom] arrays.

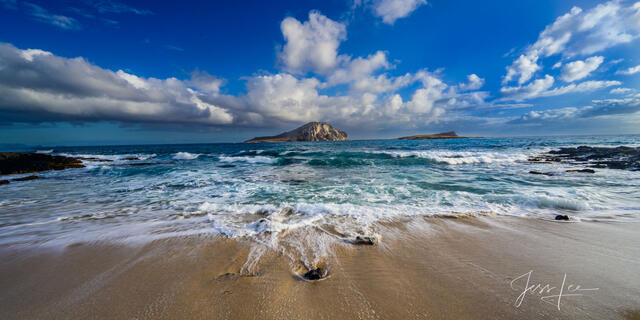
[[546, 146, 640, 170], [303, 268, 326, 281], [12, 175, 38, 181], [0, 180, 9, 185], [77, 157, 113, 162], [566, 169, 595, 173], [122, 157, 140, 161], [555, 215, 570, 221], [0, 153, 85, 175], [352, 235, 379, 245], [529, 171, 553, 176]]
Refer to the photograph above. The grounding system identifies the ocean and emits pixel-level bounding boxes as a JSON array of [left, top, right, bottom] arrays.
[[1, 135, 640, 248]]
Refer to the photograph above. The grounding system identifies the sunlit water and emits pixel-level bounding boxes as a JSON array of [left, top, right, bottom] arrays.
[[1, 136, 640, 248]]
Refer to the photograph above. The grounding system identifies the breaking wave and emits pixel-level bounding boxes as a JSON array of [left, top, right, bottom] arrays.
[[173, 152, 200, 160]]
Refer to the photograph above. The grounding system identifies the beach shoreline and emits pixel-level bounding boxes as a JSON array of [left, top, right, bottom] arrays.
[[1, 216, 638, 319]]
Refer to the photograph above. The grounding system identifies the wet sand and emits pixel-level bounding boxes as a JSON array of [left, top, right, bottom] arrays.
[[1, 216, 639, 319]]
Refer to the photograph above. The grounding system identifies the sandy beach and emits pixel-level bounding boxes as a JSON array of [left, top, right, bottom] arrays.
[[1, 216, 638, 319]]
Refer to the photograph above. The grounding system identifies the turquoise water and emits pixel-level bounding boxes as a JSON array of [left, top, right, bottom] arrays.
[[1, 136, 640, 247]]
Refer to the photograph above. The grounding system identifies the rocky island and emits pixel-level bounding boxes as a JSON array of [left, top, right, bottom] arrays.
[[396, 131, 473, 140], [245, 122, 348, 143]]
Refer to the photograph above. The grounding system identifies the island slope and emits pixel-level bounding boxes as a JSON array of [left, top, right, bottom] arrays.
[[245, 122, 348, 143]]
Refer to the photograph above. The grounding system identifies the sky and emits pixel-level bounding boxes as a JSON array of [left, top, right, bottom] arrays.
[[0, 0, 639, 145]]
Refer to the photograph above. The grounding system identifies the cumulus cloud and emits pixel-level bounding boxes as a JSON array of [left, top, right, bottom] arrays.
[[0, 41, 486, 130], [616, 64, 640, 75], [458, 74, 485, 91], [0, 43, 233, 125], [503, 53, 542, 85], [503, 1, 640, 86], [326, 51, 390, 85], [560, 56, 604, 82], [0, 8, 493, 132], [500, 75, 555, 101], [370, 0, 427, 24], [278, 11, 347, 74]]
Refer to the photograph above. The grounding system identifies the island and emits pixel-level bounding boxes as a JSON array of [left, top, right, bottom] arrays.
[[396, 131, 474, 140], [244, 122, 348, 143]]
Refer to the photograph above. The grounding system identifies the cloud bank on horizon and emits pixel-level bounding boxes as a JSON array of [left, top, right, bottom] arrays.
[[1, 0, 640, 139]]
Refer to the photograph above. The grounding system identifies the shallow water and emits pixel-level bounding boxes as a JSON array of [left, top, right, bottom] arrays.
[[1, 135, 640, 247]]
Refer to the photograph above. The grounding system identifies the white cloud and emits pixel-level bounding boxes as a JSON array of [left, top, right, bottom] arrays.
[[278, 11, 347, 74], [244, 73, 324, 122], [501, 76, 620, 101], [610, 87, 633, 94], [326, 50, 391, 85], [560, 56, 604, 82], [371, 0, 427, 24], [500, 75, 555, 101], [517, 107, 581, 122], [514, 96, 640, 123], [0, 43, 233, 125], [503, 1, 640, 86], [458, 74, 485, 91], [503, 53, 541, 85], [616, 64, 640, 75], [541, 80, 620, 97], [0, 7, 494, 133]]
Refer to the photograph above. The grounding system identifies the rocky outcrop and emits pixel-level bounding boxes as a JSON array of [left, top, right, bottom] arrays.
[[0, 153, 85, 175], [245, 122, 348, 143], [302, 268, 327, 281], [540, 146, 640, 170], [566, 169, 595, 173], [529, 170, 553, 176], [351, 235, 379, 245], [397, 131, 475, 140], [555, 215, 570, 221], [13, 175, 39, 181]]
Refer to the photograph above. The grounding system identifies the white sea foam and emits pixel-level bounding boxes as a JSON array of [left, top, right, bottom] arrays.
[[35, 149, 53, 154], [2, 138, 640, 253], [218, 155, 276, 164], [173, 152, 200, 160], [380, 150, 530, 164], [57, 153, 156, 161]]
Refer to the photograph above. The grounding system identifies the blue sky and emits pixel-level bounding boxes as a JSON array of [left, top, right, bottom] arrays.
[[0, 0, 639, 145]]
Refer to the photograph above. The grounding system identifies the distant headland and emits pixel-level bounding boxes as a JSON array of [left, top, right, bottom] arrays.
[[396, 131, 477, 140], [244, 122, 348, 143]]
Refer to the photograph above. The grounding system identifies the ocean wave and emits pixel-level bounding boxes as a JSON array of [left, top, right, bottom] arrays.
[[35, 149, 53, 154], [378, 150, 529, 165], [531, 195, 589, 211], [57, 153, 156, 161], [173, 152, 200, 160], [218, 155, 276, 164]]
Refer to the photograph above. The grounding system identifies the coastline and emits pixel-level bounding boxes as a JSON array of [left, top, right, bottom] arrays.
[[1, 216, 638, 319]]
